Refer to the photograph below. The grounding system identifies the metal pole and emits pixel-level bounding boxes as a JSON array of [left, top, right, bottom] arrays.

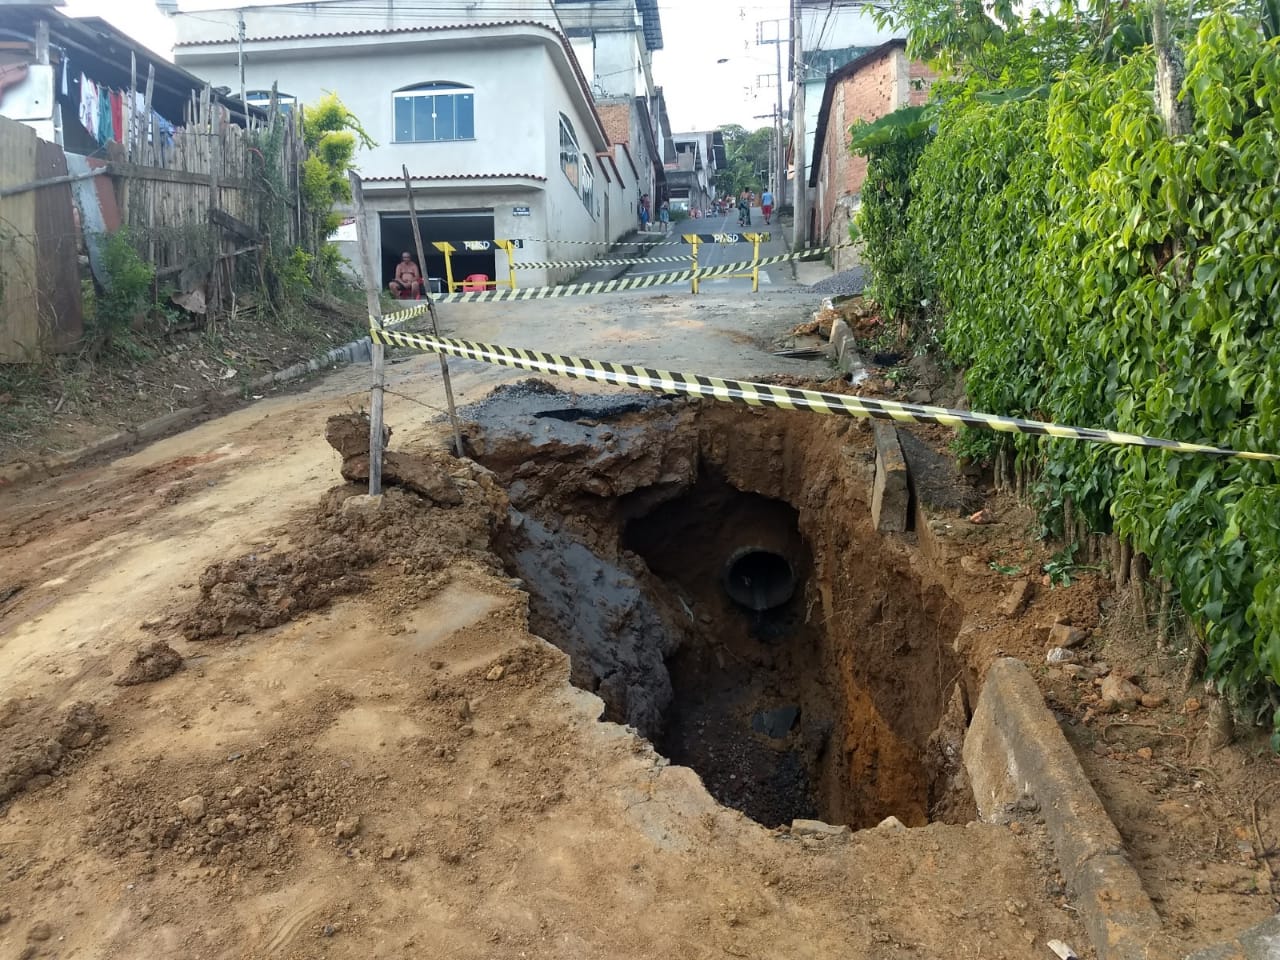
[[402, 164, 465, 459], [792, 3, 808, 253], [237, 12, 247, 113], [774, 26, 785, 206], [349, 171, 385, 495]]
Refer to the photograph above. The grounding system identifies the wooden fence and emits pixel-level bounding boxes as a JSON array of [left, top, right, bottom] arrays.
[[0, 82, 305, 362]]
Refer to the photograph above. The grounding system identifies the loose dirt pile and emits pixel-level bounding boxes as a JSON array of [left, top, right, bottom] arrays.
[[114, 641, 185, 686], [0, 700, 106, 804], [178, 415, 509, 640]]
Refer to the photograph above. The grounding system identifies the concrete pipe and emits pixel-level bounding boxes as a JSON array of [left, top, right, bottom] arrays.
[[723, 547, 797, 612]]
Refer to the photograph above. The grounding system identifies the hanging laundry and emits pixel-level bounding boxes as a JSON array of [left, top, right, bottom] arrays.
[[97, 87, 111, 145], [78, 73, 97, 139], [110, 89, 124, 143]]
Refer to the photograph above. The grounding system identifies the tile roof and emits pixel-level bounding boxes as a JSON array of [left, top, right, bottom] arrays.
[[362, 173, 547, 183]]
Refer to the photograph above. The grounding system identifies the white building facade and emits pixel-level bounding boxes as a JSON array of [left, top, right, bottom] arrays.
[[172, 0, 649, 288]]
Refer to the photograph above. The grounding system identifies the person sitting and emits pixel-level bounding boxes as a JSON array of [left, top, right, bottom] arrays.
[[388, 252, 423, 299]]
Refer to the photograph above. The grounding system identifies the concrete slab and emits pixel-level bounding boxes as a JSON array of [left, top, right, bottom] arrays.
[[870, 421, 908, 533], [964, 658, 1177, 960]]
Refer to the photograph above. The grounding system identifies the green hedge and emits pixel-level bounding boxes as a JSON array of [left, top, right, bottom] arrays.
[[857, 11, 1280, 739]]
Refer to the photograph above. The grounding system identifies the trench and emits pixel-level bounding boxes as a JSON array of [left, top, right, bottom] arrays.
[[465, 382, 975, 830]]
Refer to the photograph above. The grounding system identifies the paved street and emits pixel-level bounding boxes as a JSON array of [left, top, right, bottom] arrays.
[[621, 205, 793, 292]]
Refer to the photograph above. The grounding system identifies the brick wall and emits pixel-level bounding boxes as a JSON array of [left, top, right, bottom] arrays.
[[814, 48, 935, 256], [595, 102, 632, 148]]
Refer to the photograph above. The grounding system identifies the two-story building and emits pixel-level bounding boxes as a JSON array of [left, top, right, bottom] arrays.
[[170, 0, 657, 288]]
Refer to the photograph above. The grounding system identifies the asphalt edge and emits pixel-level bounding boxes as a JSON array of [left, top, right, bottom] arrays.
[[0, 336, 373, 488]]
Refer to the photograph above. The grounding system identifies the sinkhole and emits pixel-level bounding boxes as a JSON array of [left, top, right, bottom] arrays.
[[466, 383, 975, 830]]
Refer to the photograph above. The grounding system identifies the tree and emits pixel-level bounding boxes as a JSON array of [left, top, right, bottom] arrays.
[[715, 124, 773, 197]]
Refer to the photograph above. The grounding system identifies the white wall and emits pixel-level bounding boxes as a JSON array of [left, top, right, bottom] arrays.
[[179, 38, 550, 181], [800, 5, 897, 50], [593, 30, 642, 98], [173, 0, 559, 45], [541, 57, 609, 275]]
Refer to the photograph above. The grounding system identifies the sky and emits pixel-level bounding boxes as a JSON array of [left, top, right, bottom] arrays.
[[56, 0, 790, 133]]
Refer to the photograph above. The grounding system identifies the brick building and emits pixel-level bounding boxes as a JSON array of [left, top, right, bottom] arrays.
[[808, 40, 934, 269]]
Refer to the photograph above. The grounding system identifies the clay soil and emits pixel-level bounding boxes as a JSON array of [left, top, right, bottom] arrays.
[[0, 290, 1276, 960]]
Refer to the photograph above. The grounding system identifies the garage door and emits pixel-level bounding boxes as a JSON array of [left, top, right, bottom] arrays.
[[380, 210, 495, 291]]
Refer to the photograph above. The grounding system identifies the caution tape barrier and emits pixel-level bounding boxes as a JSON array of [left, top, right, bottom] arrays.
[[511, 254, 694, 270], [368, 329, 1280, 463]]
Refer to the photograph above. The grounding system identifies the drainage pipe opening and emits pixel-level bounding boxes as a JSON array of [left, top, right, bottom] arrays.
[[723, 548, 796, 612]]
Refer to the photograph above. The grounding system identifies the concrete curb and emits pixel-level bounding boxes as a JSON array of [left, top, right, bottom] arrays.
[[0, 335, 372, 487], [963, 658, 1176, 960], [828, 313, 869, 383]]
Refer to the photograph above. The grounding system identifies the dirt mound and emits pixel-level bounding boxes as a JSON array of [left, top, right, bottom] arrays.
[[326, 413, 463, 505], [114, 641, 185, 685], [178, 454, 509, 641], [0, 700, 106, 803]]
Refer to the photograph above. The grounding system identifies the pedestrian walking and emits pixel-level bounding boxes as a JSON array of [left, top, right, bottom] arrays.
[[761, 188, 774, 225], [659, 200, 671, 232], [639, 193, 651, 231]]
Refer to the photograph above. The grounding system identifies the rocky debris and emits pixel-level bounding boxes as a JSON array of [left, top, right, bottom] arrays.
[[1045, 647, 1082, 665], [485, 664, 506, 682], [906, 387, 933, 405], [1140, 693, 1166, 709], [334, 816, 361, 840], [969, 509, 995, 525], [790, 819, 852, 839], [876, 816, 907, 831], [177, 795, 206, 823], [115, 641, 184, 686], [341, 451, 464, 507], [0, 700, 105, 802], [998, 581, 1033, 617], [1099, 674, 1144, 710], [1048, 623, 1088, 648], [327, 412, 463, 506], [325, 411, 388, 460], [27, 922, 51, 942], [805, 266, 867, 296]]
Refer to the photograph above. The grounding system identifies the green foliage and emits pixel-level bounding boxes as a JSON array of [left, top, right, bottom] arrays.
[[876, 7, 1280, 731], [93, 230, 155, 345], [849, 107, 932, 323], [715, 124, 773, 197]]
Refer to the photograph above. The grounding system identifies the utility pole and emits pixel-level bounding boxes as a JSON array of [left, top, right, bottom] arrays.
[[792, 3, 808, 252], [237, 11, 247, 111], [757, 18, 788, 206]]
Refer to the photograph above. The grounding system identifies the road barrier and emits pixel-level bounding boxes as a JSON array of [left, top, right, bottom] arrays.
[[432, 239, 522, 293], [682, 232, 770, 294], [367, 328, 1280, 462]]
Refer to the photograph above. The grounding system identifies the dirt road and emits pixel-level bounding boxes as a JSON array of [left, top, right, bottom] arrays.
[[0, 288, 1203, 959]]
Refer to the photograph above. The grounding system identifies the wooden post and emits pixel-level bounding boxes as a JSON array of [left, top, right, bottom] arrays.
[[350, 171, 385, 495], [34, 20, 49, 64], [403, 164, 465, 458]]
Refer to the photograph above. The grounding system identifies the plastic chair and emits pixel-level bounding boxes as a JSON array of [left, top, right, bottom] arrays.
[[463, 274, 489, 292]]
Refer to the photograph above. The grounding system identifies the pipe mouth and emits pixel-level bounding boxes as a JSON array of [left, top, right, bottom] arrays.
[[723, 547, 796, 611]]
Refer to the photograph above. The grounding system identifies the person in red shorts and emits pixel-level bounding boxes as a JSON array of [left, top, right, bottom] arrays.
[[760, 188, 774, 225]]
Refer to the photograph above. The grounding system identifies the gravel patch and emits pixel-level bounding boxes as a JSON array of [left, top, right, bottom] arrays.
[[806, 267, 867, 297]]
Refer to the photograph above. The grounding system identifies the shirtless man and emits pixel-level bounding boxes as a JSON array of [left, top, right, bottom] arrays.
[[388, 252, 422, 298]]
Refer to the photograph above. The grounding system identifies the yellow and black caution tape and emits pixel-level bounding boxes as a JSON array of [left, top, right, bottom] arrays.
[[512, 254, 694, 270], [368, 329, 1280, 462], [426, 249, 827, 302]]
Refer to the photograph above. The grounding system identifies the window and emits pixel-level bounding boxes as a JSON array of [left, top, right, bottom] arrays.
[[559, 113, 594, 216], [393, 82, 475, 143], [245, 90, 296, 114], [559, 114, 580, 189]]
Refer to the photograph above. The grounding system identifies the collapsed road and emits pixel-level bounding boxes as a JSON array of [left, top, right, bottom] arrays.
[[0, 289, 1275, 960]]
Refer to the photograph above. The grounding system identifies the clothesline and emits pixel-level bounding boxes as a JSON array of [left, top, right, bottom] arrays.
[[77, 71, 174, 153]]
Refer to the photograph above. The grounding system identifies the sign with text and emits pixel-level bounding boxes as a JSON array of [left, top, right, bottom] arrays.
[[460, 239, 524, 251], [512, 206, 531, 217], [682, 233, 771, 244]]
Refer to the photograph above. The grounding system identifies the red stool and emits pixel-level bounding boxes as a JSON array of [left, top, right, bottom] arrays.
[[463, 274, 489, 292]]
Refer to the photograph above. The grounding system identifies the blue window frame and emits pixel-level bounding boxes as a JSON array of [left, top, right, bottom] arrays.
[[393, 82, 475, 143]]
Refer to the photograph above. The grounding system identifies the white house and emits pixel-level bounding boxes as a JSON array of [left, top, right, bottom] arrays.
[[170, 0, 655, 289]]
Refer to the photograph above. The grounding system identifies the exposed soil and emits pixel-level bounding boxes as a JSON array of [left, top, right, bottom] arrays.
[[0, 295, 367, 471], [114, 641, 184, 686], [0, 699, 106, 803], [0, 294, 1276, 960]]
